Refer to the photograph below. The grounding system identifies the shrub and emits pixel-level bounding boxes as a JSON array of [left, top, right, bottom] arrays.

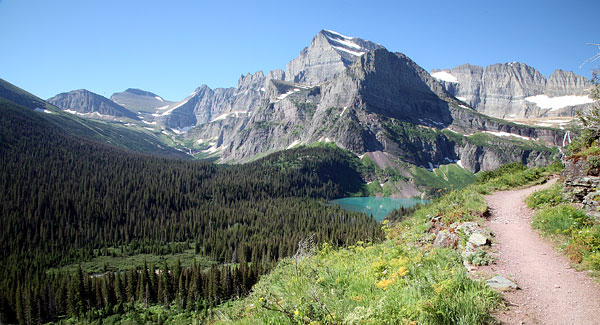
[[466, 251, 494, 266]]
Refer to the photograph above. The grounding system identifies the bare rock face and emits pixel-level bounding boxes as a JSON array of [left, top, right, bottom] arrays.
[[546, 70, 589, 97], [220, 45, 561, 171], [285, 30, 382, 86], [432, 63, 594, 119], [479, 63, 547, 118], [48, 89, 138, 120], [563, 158, 600, 218]]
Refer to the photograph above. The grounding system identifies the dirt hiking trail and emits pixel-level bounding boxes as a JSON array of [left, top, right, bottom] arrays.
[[484, 179, 600, 325]]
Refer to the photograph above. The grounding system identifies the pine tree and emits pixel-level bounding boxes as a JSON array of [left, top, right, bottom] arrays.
[[160, 261, 172, 305]]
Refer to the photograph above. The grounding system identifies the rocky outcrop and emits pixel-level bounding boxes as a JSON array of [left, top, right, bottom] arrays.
[[432, 63, 594, 119], [48, 89, 138, 120], [110, 88, 174, 113], [563, 158, 600, 218]]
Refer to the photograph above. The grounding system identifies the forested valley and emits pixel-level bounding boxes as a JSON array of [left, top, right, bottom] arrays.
[[0, 101, 382, 323]]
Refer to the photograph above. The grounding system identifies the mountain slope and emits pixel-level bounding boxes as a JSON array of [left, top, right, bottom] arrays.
[[110, 88, 174, 113], [48, 89, 139, 120], [0, 79, 188, 158], [0, 98, 381, 322], [0, 78, 54, 110]]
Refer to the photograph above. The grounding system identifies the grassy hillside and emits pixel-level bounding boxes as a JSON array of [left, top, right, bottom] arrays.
[[207, 162, 562, 324]]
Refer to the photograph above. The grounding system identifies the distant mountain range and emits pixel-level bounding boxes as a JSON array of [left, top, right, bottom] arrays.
[[431, 63, 592, 121], [0, 78, 189, 158], [3, 29, 591, 197]]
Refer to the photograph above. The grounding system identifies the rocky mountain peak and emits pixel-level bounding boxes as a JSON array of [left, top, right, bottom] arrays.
[[111, 88, 172, 113], [123, 88, 160, 98], [546, 69, 590, 96], [285, 30, 383, 86], [319, 30, 381, 59], [237, 71, 266, 91]]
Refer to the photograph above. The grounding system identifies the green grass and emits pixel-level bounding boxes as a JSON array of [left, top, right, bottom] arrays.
[[49, 245, 216, 274], [525, 183, 566, 209], [531, 205, 592, 236], [215, 242, 499, 324], [411, 163, 476, 196], [528, 185, 600, 272]]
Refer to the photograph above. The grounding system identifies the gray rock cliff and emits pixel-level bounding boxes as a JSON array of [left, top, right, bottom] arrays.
[[432, 63, 594, 119], [285, 30, 382, 86]]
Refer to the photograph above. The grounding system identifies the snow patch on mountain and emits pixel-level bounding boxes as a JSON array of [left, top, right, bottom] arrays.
[[525, 95, 594, 110], [482, 131, 533, 141], [210, 111, 248, 122], [431, 71, 458, 83]]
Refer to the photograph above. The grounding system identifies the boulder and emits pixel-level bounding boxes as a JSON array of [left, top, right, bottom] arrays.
[[468, 233, 489, 246], [486, 275, 518, 290], [433, 230, 458, 249]]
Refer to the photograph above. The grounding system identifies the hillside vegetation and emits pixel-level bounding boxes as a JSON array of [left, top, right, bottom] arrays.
[[209, 162, 562, 324], [0, 101, 382, 324]]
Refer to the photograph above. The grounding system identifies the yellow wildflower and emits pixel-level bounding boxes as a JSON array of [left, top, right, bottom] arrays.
[[394, 266, 409, 278], [375, 278, 395, 290], [294, 309, 299, 316]]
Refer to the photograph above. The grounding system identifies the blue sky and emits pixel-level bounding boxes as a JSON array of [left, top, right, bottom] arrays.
[[0, 0, 598, 101]]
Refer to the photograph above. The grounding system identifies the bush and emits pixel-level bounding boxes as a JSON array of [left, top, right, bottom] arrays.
[[476, 161, 563, 194], [466, 251, 494, 266], [475, 162, 526, 184]]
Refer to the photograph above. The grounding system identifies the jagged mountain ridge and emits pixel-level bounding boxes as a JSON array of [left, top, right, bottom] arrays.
[[219, 46, 561, 175], [155, 30, 382, 132], [42, 29, 565, 191], [48, 89, 139, 120], [431, 63, 594, 119]]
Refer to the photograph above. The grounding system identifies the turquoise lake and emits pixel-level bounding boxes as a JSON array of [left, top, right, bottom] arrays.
[[330, 197, 429, 222]]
